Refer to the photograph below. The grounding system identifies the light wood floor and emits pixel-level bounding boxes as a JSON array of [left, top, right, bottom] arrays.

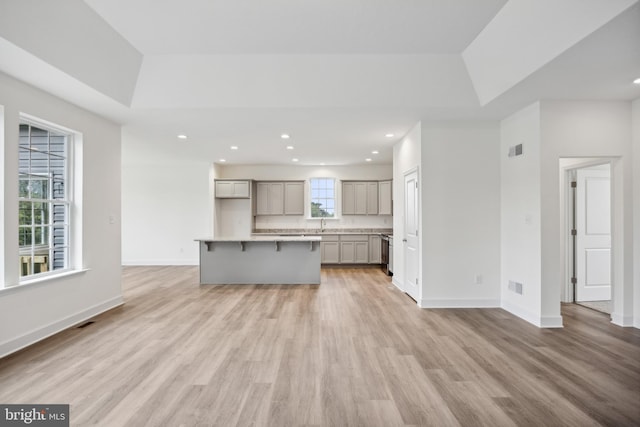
[[1, 267, 639, 426]]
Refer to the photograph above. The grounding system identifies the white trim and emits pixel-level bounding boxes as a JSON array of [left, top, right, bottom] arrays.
[[501, 299, 563, 328], [611, 312, 635, 327], [540, 316, 564, 328], [1, 268, 89, 293], [391, 276, 403, 291], [420, 298, 500, 308], [0, 296, 124, 358], [121, 259, 198, 266]]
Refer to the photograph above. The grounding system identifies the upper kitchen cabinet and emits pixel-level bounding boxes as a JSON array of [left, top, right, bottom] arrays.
[[342, 181, 379, 215], [255, 181, 305, 215], [284, 182, 305, 215], [378, 180, 392, 215], [215, 180, 251, 198], [256, 182, 284, 215]]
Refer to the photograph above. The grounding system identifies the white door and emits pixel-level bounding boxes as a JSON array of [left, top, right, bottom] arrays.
[[576, 167, 611, 302], [403, 169, 419, 301]]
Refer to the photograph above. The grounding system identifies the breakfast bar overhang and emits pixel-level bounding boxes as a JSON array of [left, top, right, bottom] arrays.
[[196, 236, 322, 285]]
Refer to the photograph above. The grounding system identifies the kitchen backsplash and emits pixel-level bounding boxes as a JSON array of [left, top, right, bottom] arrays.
[[254, 228, 393, 234], [254, 214, 392, 231]]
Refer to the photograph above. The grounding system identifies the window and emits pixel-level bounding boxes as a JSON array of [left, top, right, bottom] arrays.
[[18, 122, 71, 278], [309, 178, 335, 218]]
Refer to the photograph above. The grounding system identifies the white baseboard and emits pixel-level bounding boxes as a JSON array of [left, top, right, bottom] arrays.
[[611, 312, 635, 327], [121, 259, 198, 266], [501, 300, 563, 328], [0, 296, 124, 358], [539, 315, 564, 328], [419, 298, 500, 308]]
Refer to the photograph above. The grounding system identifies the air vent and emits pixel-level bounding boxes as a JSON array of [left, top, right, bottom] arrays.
[[508, 280, 523, 295], [508, 144, 523, 158]]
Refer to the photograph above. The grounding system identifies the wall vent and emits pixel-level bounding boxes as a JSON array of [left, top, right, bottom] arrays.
[[508, 280, 523, 295], [508, 144, 523, 158]]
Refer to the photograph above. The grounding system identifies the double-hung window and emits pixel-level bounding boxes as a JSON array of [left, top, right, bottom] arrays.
[[18, 121, 71, 278], [309, 178, 336, 218]]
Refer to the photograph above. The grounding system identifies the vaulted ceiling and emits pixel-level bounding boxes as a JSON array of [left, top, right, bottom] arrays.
[[1, 0, 639, 165]]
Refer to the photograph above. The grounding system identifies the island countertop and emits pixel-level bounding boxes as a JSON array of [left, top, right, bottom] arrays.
[[195, 235, 321, 242]]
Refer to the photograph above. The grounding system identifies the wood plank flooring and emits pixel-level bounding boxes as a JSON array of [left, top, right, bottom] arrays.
[[1, 266, 639, 426]]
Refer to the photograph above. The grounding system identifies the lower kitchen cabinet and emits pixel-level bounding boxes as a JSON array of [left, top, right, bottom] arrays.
[[369, 235, 381, 264], [321, 234, 383, 265], [320, 235, 340, 264], [339, 235, 369, 264]]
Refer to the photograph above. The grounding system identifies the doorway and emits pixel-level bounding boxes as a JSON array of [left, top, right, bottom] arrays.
[[563, 160, 612, 316]]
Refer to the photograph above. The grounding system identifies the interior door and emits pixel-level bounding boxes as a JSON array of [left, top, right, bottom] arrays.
[[576, 166, 611, 302], [403, 169, 419, 301]]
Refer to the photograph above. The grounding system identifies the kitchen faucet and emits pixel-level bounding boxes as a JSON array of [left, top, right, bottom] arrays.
[[320, 218, 326, 232]]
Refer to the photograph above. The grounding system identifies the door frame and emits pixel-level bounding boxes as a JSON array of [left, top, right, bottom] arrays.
[[559, 157, 618, 318]]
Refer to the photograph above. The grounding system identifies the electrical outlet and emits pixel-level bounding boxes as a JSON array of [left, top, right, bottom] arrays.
[[475, 275, 483, 285]]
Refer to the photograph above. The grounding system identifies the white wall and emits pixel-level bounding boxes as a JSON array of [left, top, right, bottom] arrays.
[[0, 71, 122, 357], [540, 101, 634, 327], [500, 100, 636, 328], [218, 164, 393, 231], [420, 122, 501, 308], [633, 98, 640, 328], [500, 102, 543, 325], [121, 161, 211, 265], [392, 122, 421, 295]]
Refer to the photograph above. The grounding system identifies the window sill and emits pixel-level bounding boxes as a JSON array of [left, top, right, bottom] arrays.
[[1, 269, 90, 294]]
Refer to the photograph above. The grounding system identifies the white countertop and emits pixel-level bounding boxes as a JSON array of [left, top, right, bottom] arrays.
[[196, 235, 322, 242]]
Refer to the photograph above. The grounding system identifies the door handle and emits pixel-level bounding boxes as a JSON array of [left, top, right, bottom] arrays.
[[403, 239, 407, 242]]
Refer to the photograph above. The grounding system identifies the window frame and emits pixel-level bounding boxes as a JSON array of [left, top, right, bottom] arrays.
[[18, 117, 75, 282], [309, 177, 337, 219]]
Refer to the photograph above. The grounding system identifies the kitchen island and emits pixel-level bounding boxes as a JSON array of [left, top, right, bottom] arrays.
[[196, 236, 322, 284]]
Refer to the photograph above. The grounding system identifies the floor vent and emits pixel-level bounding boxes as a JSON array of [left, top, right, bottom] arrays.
[[77, 321, 95, 329]]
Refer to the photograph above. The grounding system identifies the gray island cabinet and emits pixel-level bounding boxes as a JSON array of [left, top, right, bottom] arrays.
[[196, 236, 321, 285]]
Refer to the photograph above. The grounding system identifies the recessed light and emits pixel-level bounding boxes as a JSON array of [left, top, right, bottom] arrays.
[[230, 146, 238, 150], [634, 78, 640, 84], [219, 159, 226, 162], [286, 145, 294, 150], [281, 134, 290, 139], [365, 158, 372, 162], [385, 133, 394, 138], [292, 158, 299, 162], [372, 150, 379, 154], [177, 134, 187, 139]]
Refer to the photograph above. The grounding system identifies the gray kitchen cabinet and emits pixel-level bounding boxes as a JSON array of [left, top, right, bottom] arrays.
[[340, 242, 355, 263], [215, 180, 251, 198], [342, 181, 377, 215], [284, 182, 304, 215], [339, 235, 369, 263], [256, 181, 304, 215], [342, 182, 355, 215], [367, 182, 378, 215], [369, 235, 381, 264], [321, 235, 340, 264], [378, 180, 392, 215], [256, 182, 284, 215]]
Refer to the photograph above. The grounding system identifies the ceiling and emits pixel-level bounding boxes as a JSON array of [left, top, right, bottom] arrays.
[[1, 0, 639, 166]]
